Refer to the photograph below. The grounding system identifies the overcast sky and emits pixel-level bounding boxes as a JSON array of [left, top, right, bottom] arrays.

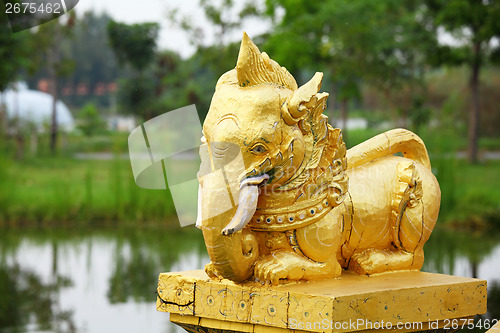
[[75, 0, 270, 58]]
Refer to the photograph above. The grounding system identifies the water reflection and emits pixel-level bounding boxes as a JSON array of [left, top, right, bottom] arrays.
[[423, 227, 500, 279], [0, 237, 76, 333], [106, 228, 206, 304], [489, 283, 500, 321], [0, 227, 208, 333], [0, 226, 498, 333], [423, 227, 500, 331], [0, 262, 75, 332]]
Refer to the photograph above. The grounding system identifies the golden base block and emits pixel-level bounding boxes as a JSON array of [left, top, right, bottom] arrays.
[[157, 270, 486, 333]]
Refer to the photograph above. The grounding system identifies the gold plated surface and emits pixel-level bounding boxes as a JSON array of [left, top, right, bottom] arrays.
[[196, 33, 441, 284], [157, 270, 487, 333]]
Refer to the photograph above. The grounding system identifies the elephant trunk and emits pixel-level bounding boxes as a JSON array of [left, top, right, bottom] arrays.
[[197, 167, 265, 281]]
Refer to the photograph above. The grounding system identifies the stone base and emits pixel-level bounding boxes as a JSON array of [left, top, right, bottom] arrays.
[[156, 270, 487, 333]]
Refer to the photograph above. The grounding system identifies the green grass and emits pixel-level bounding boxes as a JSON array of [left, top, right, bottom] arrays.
[[2, 155, 499, 228], [1, 127, 499, 228], [343, 128, 387, 149], [479, 137, 500, 151], [66, 132, 130, 154], [344, 127, 500, 227], [445, 160, 500, 227], [0, 154, 179, 226]]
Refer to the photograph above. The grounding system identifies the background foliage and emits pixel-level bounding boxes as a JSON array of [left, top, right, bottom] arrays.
[[0, 0, 500, 228]]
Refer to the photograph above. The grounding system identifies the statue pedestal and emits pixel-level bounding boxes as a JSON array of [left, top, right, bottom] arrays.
[[157, 270, 486, 333]]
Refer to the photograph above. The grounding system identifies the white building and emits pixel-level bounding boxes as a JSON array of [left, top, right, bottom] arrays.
[[1, 83, 74, 131]]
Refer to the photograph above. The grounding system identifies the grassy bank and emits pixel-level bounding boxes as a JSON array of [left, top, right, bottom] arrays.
[[345, 128, 500, 228], [0, 154, 177, 227], [438, 160, 500, 227], [1, 128, 499, 228], [2, 154, 499, 228]]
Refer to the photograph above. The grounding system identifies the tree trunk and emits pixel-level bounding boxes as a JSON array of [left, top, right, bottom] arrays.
[[341, 97, 348, 144], [0, 93, 7, 137], [48, 26, 62, 154], [471, 260, 478, 279], [50, 76, 58, 153], [30, 131, 38, 156], [15, 133, 24, 160], [468, 41, 481, 164]]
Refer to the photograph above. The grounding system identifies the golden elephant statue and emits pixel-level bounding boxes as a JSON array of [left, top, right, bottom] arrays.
[[196, 33, 440, 285]]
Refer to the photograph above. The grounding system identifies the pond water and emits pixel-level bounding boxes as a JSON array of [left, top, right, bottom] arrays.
[[0, 226, 499, 333]]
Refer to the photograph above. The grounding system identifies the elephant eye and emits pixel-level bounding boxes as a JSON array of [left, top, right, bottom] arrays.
[[251, 144, 267, 154]]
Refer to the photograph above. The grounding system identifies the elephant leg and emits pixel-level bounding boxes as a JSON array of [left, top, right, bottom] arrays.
[[348, 248, 416, 275], [398, 163, 440, 270], [349, 160, 429, 275], [254, 250, 341, 284], [253, 211, 343, 284], [394, 159, 439, 271]]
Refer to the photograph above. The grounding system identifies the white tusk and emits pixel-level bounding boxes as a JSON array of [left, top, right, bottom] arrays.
[[221, 174, 269, 236]]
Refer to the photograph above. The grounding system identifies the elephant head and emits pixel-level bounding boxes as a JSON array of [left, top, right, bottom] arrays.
[[196, 33, 347, 282]]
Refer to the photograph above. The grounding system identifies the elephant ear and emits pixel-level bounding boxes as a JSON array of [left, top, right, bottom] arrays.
[[282, 72, 329, 138], [236, 32, 298, 90]]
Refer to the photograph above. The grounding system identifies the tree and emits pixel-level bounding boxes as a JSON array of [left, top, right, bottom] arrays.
[[107, 21, 159, 119], [0, 6, 31, 92], [0, 4, 30, 151], [422, 0, 500, 163], [168, 0, 260, 76], [164, 0, 264, 120], [150, 49, 230, 121], [77, 103, 105, 137], [1, 5, 67, 156], [107, 21, 159, 74], [32, 15, 76, 153], [168, 0, 259, 47], [263, 0, 433, 135], [26, 11, 127, 109], [63, 11, 123, 108]]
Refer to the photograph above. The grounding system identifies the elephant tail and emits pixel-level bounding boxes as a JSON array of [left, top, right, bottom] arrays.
[[346, 128, 431, 171]]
